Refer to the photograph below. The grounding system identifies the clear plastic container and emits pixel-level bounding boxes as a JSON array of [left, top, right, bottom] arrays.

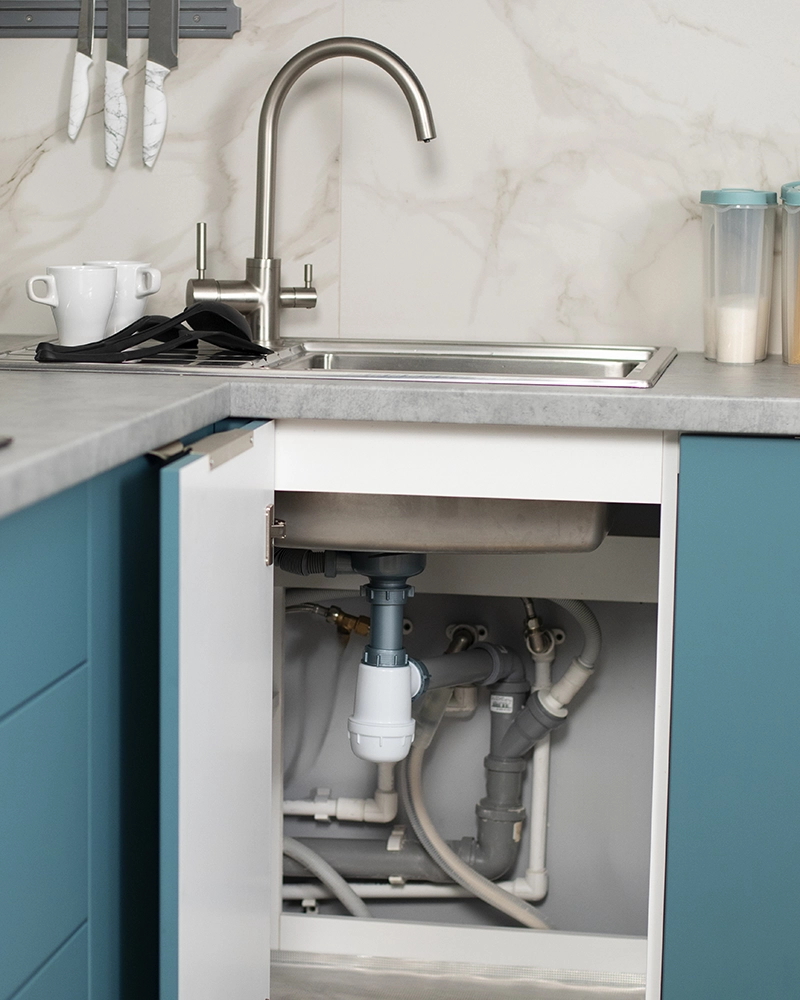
[[781, 182, 800, 364], [701, 189, 777, 364]]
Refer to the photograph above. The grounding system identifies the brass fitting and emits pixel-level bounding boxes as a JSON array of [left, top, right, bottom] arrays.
[[326, 606, 371, 637], [524, 615, 553, 656]]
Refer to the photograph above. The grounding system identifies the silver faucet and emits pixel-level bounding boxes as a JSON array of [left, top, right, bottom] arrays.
[[187, 37, 436, 350]]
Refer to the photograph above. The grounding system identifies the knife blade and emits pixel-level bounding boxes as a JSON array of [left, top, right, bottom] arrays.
[[104, 0, 128, 167], [143, 0, 179, 168], [67, 0, 95, 140]]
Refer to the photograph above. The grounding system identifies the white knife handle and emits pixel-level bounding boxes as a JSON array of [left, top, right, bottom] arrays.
[[68, 51, 93, 141], [143, 60, 171, 168], [104, 61, 129, 168]]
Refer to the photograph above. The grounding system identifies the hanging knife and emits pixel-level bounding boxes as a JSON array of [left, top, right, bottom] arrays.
[[104, 0, 128, 167], [67, 0, 95, 140], [143, 0, 179, 168]]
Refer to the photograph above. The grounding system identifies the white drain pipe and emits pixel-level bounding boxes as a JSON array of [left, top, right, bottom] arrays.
[[282, 880, 544, 902], [283, 763, 398, 824], [506, 647, 554, 902]]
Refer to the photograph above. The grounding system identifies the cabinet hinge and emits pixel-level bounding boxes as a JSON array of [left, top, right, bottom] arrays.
[[146, 439, 190, 465], [266, 504, 286, 566], [148, 427, 254, 468], [189, 427, 254, 469]]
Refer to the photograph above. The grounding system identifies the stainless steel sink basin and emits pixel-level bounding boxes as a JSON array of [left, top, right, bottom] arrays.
[[276, 491, 608, 553], [0, 339, 676, 388], [269, 341, 677, 387]]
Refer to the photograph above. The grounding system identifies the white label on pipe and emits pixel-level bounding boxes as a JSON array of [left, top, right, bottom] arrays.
[[490, 694, 515, 714]]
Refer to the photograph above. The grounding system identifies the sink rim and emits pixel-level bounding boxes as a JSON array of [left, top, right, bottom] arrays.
[[0, 339, 678, 388], [264, 340, 678, 388]]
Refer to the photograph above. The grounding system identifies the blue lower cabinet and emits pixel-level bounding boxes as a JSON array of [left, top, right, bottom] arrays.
[[0, 482, 88, 724], [11, 926, 88, 1000], [664, 436, 800, 999], [0, 669, 88, 999], [0, 457, 160, 1000]]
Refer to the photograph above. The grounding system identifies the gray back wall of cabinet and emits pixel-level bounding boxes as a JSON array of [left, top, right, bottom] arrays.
[[282, 592, 656, 936]]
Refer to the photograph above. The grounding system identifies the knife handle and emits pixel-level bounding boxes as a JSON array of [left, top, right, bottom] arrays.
[[104, 61, 129, 168], [67, 51, 93, 141], [143, 60, 171, 169]]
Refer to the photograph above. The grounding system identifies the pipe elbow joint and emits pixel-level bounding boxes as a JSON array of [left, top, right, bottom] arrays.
[[454, 814, 524, 881], [472, 642, 526, 685], [496, 691, 567, 759]]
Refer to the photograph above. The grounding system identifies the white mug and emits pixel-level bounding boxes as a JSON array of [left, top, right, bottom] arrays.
[[26, 265, 117, 346], [84, 260, 162, 335]]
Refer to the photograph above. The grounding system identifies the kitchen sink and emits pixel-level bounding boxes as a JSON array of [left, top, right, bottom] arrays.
[[268, 341, 677, 387], [0, 339, 677, 388]]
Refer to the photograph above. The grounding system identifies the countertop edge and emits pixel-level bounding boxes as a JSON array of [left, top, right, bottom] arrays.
[[3, 350, 800, 520]]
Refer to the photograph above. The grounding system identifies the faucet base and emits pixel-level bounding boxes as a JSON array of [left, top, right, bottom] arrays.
[[185, 255, 317, 352]]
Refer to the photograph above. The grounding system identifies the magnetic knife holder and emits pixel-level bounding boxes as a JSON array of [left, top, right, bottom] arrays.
[[0, 0, 240, 38]]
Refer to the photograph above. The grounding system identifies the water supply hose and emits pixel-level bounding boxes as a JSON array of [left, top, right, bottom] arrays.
[[283, 837, 371, 918], [497, 599, 602, 758]]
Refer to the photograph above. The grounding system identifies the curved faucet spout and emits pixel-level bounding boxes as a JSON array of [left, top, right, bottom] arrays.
[[255, 36, 436, 260]]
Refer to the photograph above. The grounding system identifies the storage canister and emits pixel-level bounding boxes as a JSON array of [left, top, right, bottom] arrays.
[[781, 182, 800, 364], [701, 188, 777, 364]]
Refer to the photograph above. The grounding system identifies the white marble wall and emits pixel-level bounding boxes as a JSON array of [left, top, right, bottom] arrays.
[[1, 0, 799, 352]]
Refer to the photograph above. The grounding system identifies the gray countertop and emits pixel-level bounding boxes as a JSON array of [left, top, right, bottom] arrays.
[[1, 345, 799, 520]]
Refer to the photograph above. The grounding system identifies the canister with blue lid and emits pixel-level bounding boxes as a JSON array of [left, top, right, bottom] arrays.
[[781, 182, 800, 363], [701, 189, 777, 363]]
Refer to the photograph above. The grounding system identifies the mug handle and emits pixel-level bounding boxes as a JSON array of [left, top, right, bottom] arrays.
[[136, 266, 162, 297], [26, 275, 58, 307]]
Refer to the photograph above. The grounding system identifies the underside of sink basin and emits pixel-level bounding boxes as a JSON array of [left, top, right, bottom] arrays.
[[275, 491, 608, 553]]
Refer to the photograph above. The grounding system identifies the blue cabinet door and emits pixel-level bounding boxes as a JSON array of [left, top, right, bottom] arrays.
[[663, 436, 800, 999], [0, 458, 160, 1000]]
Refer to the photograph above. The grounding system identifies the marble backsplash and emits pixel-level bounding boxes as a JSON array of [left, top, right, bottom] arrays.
[[0, 0, 797, 353]]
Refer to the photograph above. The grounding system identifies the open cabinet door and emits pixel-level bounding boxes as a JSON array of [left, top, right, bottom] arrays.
[[160, 422, 274, 1000]]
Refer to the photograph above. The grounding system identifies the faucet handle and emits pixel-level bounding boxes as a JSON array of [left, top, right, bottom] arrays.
[[279, 262, 317, 310], [196, 222, 207, 279]]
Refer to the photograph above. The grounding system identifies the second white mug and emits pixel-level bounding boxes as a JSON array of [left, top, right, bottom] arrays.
[[84, 260, 162, 335]]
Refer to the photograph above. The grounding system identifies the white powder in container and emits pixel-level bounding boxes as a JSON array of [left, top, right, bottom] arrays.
[[714, 299, 768, 363]]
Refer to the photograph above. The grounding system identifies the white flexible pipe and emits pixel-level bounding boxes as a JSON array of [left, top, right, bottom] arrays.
[[283, 764, 398, 823], [545, 599, 601, 711], [283, 837, 371, 918]]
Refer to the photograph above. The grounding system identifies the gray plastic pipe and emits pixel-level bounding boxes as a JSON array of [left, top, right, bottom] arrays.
[[398, 686, 548, 930], [286, 588, 362, 604], [282, 837, 371, 918], [402, 743, 549, 930], [420, 644, 525, 692]]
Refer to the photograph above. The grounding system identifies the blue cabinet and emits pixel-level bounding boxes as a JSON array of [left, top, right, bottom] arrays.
[[663, 435, 800, 998], [0, 460, 160, 1000], [5, 426, 800, 1000]]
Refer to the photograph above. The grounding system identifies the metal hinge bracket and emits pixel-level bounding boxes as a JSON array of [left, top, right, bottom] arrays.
[[146, 439, 190, 465], [190, 427, 254, 469], [266, 504, 286, 566]]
